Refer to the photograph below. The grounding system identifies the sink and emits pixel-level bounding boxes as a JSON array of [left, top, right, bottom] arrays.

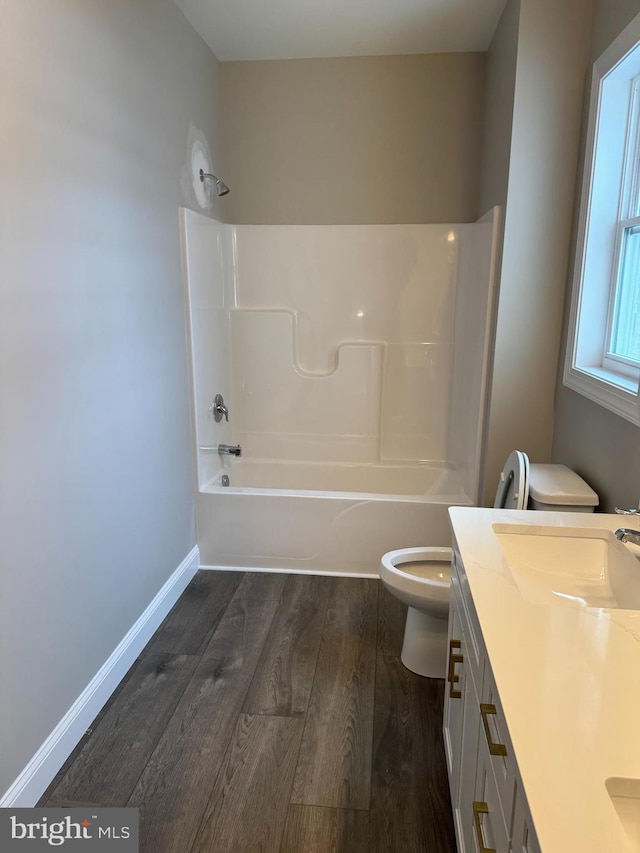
[[606, 778, 640, 848], [492, 524, 640, 609]]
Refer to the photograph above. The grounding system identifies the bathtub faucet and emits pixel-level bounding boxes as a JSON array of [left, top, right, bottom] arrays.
[[218, 443, 242, 457]]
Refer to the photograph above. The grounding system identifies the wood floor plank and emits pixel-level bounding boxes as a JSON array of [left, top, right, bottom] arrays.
[[190, 713, 304, 853], [38, 654, 146, 806], [38, 775, 64, 807], [243, 574, 332, 717], [47, 653, 199, 807], [144, 570, 243, 655], [377, 582, 407, 659], [369, 655, 456, 853], [233, 570, 288, 601], [128, 597, 279, 853], [279, 804, 370, 853], [291, 578, 378, 811]]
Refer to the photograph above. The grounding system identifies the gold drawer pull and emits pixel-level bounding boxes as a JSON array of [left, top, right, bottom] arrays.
[[447, 639, 463, 698], [480, 703, 508, 756], [473, 801, 496, 853]]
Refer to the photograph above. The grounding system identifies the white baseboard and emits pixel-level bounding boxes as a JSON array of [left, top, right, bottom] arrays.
[[0, 546, 200, 808], [199, 563, 379, 579]]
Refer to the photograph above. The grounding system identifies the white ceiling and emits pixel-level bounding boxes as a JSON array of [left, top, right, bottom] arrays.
[[174, 0, 508, 62]]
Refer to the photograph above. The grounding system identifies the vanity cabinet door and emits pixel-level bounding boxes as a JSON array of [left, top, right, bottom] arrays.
[[471, 733, 511, 853], [443, 599, 467, 804], [456, 669, 482, 852], [480, 668, 516, 831], [510, 784, 541, 853], [444, 596, 485, 852]]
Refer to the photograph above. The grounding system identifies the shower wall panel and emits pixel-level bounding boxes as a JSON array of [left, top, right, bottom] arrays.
[[230, 310, 384, 461], [231, 224, 466, 464], [233, 226, 457, 368], [380, 342, 452, 461], [181, 212, 502, 495]]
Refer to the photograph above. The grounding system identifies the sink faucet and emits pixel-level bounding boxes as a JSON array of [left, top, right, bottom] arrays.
[[615, 528, 640, 546]]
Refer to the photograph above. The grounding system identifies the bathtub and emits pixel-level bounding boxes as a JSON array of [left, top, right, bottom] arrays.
[[196, 459, 473, 577]]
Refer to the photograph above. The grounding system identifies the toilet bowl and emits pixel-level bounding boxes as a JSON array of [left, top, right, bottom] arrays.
[[379, 547, 452, 677], [380, 450, 599, 679]]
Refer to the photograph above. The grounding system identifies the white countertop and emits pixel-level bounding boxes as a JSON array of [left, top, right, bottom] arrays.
[[448, 507, 640, 853]]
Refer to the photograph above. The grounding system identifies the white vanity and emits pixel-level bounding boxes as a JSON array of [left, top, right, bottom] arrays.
[[445, 507, 640, 852]]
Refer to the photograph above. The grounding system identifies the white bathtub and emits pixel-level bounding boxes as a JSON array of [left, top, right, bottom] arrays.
[[196, 459, 472, 577]]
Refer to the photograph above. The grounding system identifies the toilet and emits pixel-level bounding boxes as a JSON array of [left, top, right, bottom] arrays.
[[379, 451, 599, 678], [379, 547, 452, 677]]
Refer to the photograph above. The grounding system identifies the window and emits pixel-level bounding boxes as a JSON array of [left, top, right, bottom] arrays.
[[564, 15, 640, 425], [608, 221, 640, 366]]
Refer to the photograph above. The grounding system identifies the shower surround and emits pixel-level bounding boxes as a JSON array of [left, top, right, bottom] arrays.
[[181, 209, 501, 575]]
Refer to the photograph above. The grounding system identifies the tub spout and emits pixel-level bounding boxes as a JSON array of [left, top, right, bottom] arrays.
[[218, 444, 242, 457]]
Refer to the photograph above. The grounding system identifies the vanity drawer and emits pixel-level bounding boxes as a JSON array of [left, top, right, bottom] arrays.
[[451, 549, 484, 694]]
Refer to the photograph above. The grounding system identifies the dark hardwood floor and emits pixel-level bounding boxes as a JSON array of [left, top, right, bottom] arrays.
[[39, 571, 456, 852]]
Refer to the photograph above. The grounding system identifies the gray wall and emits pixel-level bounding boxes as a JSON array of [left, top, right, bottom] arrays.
[[553, 0, 640, 512], [219, 54, 486, 224], [0, 0, 222, 794], [480, 0, 594, 504], [477, 0, 521, 216]]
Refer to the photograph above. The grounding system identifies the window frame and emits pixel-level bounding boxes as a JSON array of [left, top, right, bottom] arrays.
[[603, 216, 640, 374], [564, 14, 640, 426]]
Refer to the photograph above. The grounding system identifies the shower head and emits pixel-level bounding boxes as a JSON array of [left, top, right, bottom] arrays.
[[199, 169, 230, 197]]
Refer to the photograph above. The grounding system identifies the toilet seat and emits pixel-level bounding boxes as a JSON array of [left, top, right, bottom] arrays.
[[494, 450, 530, 510]]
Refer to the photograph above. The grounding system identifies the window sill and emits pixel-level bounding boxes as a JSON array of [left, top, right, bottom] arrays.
[[563, 363, 640, 426]]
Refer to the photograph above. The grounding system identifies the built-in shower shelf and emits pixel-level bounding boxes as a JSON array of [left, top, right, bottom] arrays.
[[230, 307, 386, 376]]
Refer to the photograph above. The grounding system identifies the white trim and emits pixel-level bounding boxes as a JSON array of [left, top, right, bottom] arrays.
[[199, 564, 379, 579], [564, 12, 640, 426], [619, 77, 640, 218], [0, 546, 200, 808], [564, 366, 639, 424], [563, 65, 600, 393]]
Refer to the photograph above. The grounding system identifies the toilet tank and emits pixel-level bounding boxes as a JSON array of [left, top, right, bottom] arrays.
[[527, 464, 599, 512]]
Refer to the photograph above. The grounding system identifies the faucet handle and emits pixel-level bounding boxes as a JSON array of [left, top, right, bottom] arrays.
[[615, 506, 639, 515], [209, 393, 229, 423]]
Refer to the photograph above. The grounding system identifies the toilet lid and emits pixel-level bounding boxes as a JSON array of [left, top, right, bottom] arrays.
[[494, 450, 530, 510]]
